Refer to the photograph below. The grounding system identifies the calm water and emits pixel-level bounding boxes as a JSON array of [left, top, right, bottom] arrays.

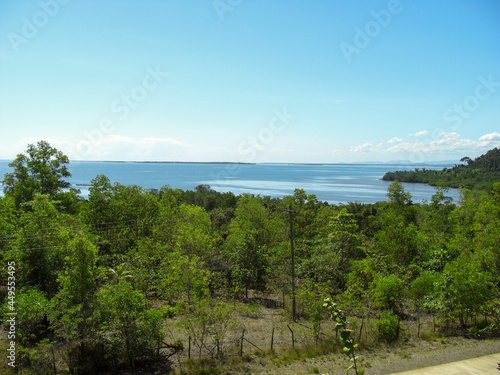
[[0, 161, 461, 205]]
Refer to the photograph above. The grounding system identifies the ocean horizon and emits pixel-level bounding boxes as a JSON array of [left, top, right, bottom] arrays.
[[0, 160, 461, 205]]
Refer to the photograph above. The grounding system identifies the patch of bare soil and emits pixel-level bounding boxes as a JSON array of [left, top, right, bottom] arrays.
[[236, 336, 500, 375], [166, 299, 500, 375]]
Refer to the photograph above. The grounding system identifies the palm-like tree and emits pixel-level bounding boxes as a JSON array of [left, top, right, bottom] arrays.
[[108, 263, 133, 285]]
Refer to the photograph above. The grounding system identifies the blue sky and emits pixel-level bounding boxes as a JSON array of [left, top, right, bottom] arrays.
[[1, 0, 499, 163]]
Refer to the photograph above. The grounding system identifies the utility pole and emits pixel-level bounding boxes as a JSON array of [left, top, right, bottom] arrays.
[[284, 204, 296, 322]]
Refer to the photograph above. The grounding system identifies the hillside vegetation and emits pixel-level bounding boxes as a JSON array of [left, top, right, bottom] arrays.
[[382, 147, 500, 190], [1, 142, 500, 374]]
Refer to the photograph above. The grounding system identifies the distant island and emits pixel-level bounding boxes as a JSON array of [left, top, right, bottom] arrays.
[[382, 147, 500, 191], [73, 160, 256, 165]]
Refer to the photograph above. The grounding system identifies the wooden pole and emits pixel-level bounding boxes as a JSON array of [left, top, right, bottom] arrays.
[[271, 327, 274, 351], [240, 330, 245, 357], [287, 324, 295, 349]]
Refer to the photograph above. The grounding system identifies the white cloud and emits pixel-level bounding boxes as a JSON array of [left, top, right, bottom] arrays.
[[387, 137, 403, 144], [439, 132, 460, 140], [19, 135, 191, 161], [350, 142, 374, 153], [479, 132, 500, 141], [84, 134, 190, 160], [349, 131, 500, 158], [409, 130, 429, 137]]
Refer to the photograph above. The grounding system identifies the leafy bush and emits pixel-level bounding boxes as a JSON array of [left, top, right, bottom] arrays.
[[375, 310, 402, 343], [373, 274, 404, 313], [419, 329, 439, 341], [1, 287, 52, 346]]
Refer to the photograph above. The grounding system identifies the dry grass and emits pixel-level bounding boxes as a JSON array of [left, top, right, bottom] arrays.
[[163, 296, 500, 375]]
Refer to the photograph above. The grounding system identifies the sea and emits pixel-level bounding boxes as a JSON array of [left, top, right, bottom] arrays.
[[0, 160, 461, 205]]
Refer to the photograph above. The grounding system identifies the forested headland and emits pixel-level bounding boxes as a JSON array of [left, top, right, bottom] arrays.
[[1, 141, 500, 374], [382, 147, 500, 191]]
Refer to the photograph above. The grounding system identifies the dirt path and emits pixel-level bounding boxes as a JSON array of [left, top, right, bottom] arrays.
[[242, 336, 500, 374], [389, 353, 500, 374], [362, 338, 500, 375]]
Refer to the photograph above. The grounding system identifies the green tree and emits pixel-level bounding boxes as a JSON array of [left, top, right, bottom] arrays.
[[17, 194, 73, 296], [444, 258, 494, 327], [174, 204, 216, 260], [85, 176, 160, 263], [301, 209, 364, 291], [224, 195, 285, 297], [108, 263, 133, 285], [375, 210, 418, 270], [178, 296, 238, 359], [226, 229, 268, 297], [98, 280, 165, 369], [460, 156, 472, 165], [450, 189, 500, 281], [387, 181, 412, 206], [316, 208, 365, 288], [2, 141, 72, 206], [161, 250, 210, 304], [410, 270, 445, 324], [372, 274, 405, 313], [1, 287, 52, 347], [54, 234, 99, 367]]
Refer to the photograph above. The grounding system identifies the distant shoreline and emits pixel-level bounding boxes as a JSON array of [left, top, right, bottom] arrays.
[[68, 160, 456, 166], [71, 160, 257, 165]]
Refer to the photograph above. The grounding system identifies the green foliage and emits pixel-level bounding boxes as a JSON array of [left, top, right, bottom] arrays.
[[1, 287, 52, 346], [302, 208, 365, 290], [2, 140, 72, 206], [3, 142, 500, 373], [296, 280, 327, 338], [375, 310, 402, 343], [443, 258, 494, 326], [16, 194, 74, 297], [382, 148, 500, 191], [98, 280, 165, 368], [419, 329, 440, 341], [54, 233, 99, 361], [410, 271, 443, 312], [323, 298, 363, 375], [161, 251, 210, 304], [224, 195, 285, 295], [387, 181, 412, 206], [372, 274, 404, 313], [178, 297, 238, 359]]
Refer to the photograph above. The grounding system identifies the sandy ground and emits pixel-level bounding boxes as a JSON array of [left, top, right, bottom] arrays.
[[239, 336, 500, 374], [165, 302, 500, 375], [389, 353, 500, 375]]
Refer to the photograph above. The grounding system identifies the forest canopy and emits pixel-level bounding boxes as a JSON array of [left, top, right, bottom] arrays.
[[1, 143, 499, 374], [382, 147, 500, 191]]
